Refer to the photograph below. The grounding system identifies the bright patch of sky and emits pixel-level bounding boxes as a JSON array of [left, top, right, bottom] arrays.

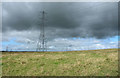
[[1, 36, 118, 51]]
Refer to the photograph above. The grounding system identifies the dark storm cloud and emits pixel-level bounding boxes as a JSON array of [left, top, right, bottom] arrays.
[[2, 2, 118, 39]]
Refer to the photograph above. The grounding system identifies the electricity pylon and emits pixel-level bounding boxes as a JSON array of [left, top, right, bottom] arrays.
[[36, 11, 47, 52]]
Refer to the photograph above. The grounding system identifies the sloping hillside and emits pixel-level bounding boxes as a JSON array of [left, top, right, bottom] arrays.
[[2, 49, 118, 76]]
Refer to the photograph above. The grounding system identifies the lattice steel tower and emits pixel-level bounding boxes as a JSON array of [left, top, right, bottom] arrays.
[[36, 11, 47, 52]]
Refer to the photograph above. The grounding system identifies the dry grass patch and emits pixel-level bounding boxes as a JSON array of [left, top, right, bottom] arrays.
[[2, 49, 118, 76]]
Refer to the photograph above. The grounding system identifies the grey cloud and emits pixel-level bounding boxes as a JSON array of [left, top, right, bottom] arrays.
[[2, 2, 118, 39]]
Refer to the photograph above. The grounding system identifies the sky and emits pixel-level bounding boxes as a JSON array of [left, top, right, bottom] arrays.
[[1, 2, 119, 51]]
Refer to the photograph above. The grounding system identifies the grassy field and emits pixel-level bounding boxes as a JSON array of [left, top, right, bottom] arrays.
[[2, 49, 118, 76]]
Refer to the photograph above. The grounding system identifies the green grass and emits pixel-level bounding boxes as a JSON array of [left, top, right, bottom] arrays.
[[2, 49, 118, 76]]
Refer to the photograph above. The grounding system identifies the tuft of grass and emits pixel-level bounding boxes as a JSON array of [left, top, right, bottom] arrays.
[[2, 49, 118, 76]]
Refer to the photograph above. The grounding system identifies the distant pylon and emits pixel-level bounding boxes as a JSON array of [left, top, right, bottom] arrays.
[[6, 46, 8, 51], [36, 11, 47, 52]]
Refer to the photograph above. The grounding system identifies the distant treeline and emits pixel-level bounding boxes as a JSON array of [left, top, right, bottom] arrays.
[[1, 50, 69, 52]]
